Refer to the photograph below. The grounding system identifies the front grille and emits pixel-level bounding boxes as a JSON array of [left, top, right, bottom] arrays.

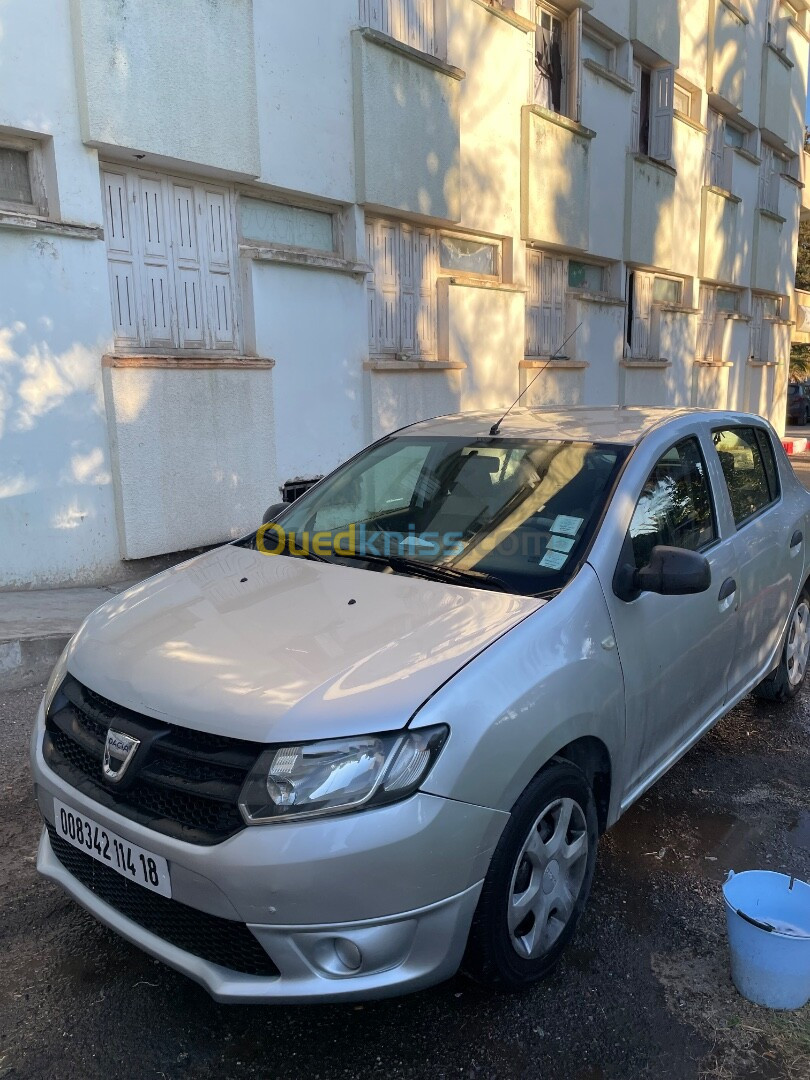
[[47, 826, 279, 977], [43, 675, 262, 845]]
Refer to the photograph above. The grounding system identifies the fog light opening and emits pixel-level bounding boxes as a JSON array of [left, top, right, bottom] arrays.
[[334, 938, 362, 972]]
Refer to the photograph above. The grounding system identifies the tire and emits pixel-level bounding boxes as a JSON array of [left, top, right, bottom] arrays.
[[753, 588, 810, 703], [463, 760, 598, 989]]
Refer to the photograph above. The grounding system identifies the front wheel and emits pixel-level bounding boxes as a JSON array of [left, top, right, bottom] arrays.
[[753, 589, 810, 702], [463, 760, 597, 989]]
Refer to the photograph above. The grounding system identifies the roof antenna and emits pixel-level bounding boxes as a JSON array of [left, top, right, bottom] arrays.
[[489, 323, 582, 436]]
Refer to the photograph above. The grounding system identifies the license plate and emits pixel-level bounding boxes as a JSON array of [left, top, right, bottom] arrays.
[[54, 799, 171, 898]]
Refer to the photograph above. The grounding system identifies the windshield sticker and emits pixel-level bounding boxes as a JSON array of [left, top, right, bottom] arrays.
[[540, 550, 568, 570], [548, 534, 575, 554], [551, 514, 584, 538]]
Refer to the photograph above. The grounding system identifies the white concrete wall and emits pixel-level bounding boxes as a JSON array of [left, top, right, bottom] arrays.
[[103, 365, 276, 558], [69, 0, 260, 178], [0, 0, 807, 587]]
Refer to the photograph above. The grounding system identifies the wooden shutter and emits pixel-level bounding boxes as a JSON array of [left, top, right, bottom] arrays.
[[751, 296, 765, 361], [650, 67, 674, 162], [399, 224, 417, 355], [136, 177, 174, 347], [415, 228, 437, 358], [532, 252, 566, 356], [366, 220, 381, 355], [631, 63, 642, 154], [172, 184, 205, 348], [566, 9, 582, 124], [102, 171, 139, 346], [697, 286, 716, 361], [204, 189, 237, 348], [526, 251, 542, 356], [706, 111, 725, 188], [631, 273, 652, 358]]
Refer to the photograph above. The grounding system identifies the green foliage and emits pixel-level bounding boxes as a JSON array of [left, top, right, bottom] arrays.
[[797, 217, 810, 291], [790, 342, 810, 378]]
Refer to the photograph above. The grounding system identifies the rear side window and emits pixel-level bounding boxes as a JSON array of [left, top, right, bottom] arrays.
[[713, 427, 780, 527], [628, 437, 716, 570]]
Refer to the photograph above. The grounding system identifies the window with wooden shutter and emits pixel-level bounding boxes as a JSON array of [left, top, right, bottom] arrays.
[[697, 286, 717, 362], [101, 165, 240, 352], [365, 218, 438, 359], [628, 272, 653, 359], [649, 67, 674, 162], [526, 250, 566, 357], [359, 0, 437, 57]]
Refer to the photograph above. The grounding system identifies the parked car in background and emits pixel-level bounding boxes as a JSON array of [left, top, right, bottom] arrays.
[[32, 408, 810, 1002], [787, 382, 810, 425]]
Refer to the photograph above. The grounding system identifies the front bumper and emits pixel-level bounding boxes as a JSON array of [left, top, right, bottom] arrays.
[[32, 702, 507, 1002]]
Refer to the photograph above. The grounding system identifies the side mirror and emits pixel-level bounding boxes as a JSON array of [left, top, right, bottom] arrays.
[[615, 545, 711, 602], [262, 502, 289, 525]]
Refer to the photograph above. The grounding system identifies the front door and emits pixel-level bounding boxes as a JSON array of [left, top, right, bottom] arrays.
[[601, 435, 739, 803]]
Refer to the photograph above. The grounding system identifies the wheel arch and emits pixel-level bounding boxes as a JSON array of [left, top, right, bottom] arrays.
[[551, 736, 612, 834]]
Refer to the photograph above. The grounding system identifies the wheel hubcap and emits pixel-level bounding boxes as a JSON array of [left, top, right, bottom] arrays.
[[507, 797, 588, 960], [786, 601, 810, 687]]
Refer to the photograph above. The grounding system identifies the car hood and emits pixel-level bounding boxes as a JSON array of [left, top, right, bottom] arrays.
[[65, 545, 544, 743]]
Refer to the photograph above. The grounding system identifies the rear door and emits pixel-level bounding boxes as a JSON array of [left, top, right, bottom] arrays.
[[710, 424, 803, 696]]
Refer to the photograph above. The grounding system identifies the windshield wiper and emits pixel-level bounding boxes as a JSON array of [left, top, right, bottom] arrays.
[[333, 550, 509, 592]]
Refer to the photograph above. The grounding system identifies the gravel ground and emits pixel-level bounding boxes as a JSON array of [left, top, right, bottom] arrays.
[[2, 684, 808, 1079], [2, 458, 809, 1080]]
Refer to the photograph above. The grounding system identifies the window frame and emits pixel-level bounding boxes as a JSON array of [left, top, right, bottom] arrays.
[[533, 1, 582, 123], [0, 135, 48, 217], [567, 258, 606, 294], [632, 60, 675, 163], [711, 425, 782, 530], [626, 434, 720, 572], [100, 163, 243, 354], [237, 193, 339, 256], [438, 232, 501, 281]]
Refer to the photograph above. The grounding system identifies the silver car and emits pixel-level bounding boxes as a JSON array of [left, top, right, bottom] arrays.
[[31, 407, 810, 1002]]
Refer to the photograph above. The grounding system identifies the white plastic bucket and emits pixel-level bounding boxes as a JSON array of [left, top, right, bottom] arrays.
[[723, 870, 810, 1010]]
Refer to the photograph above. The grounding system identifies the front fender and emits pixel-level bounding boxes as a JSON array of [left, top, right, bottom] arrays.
[[412, 565, 626, 822]]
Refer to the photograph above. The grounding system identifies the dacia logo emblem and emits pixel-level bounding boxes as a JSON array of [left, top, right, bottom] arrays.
[[102, 729, 140, 784]]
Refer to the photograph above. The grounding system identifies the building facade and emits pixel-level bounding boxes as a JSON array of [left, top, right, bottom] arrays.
[[1, 0, 808, 587]]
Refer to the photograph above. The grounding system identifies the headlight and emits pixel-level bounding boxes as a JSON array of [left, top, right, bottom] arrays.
[[43, 639, 72, 716], [238, 725, 449, 824]]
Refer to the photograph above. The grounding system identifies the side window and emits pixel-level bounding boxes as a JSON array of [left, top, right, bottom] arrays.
[[713, 427, 780, 527], [629, 438, 716, 570]]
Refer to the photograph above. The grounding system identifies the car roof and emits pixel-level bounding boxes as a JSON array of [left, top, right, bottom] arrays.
[[398, 406, 711, 446]]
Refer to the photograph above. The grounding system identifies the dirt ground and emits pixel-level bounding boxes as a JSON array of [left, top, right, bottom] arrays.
[[1, 675, 808, 1080]]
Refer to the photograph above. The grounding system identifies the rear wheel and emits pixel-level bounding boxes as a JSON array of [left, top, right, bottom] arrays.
[[753, 589, 810, 702], [463, 760, 597, 988]]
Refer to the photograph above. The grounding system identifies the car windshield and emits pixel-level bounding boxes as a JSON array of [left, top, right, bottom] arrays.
[[237, 436, 628, 595]]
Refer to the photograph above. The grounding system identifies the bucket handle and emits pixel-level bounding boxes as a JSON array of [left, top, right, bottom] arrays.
[[736, 908, 775, 933]]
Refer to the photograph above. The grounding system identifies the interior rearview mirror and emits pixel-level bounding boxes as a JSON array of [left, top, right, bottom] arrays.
[[615, 545, 711, 602]]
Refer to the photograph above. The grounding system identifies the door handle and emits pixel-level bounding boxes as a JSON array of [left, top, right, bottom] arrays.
[[791, 530, 803, 549], [718, 577, 737, 602]]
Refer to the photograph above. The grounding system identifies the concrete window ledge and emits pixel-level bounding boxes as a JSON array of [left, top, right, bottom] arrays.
[[364, 358, 467, 372], [735, 147, 762, 166], [471, 0, 535, 34], [620, 358, 672, 369], [674, 112, 708, 135], [781, 172, 805, 190], [630, 153, 677, 178], [720, 0, 749, 25], [766, 42, 794, 70], [748, 359, 779, 367], [759, 208, 788, 224], [573, 292, 626, 307], [445, 277, 527, 293], [357, 27, 465, 80], [694, 360, 734, 368], [102, 354, 275, 370], [0, 212, 103, 240], [582, 60, 635, 94], [722, 313, 752, 322], [521, 358, 589, 370], [528, 105, 596, 140], [705, 184, 742, 204], [240, 244, 371, 277], [656, 305, 700, 315]]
